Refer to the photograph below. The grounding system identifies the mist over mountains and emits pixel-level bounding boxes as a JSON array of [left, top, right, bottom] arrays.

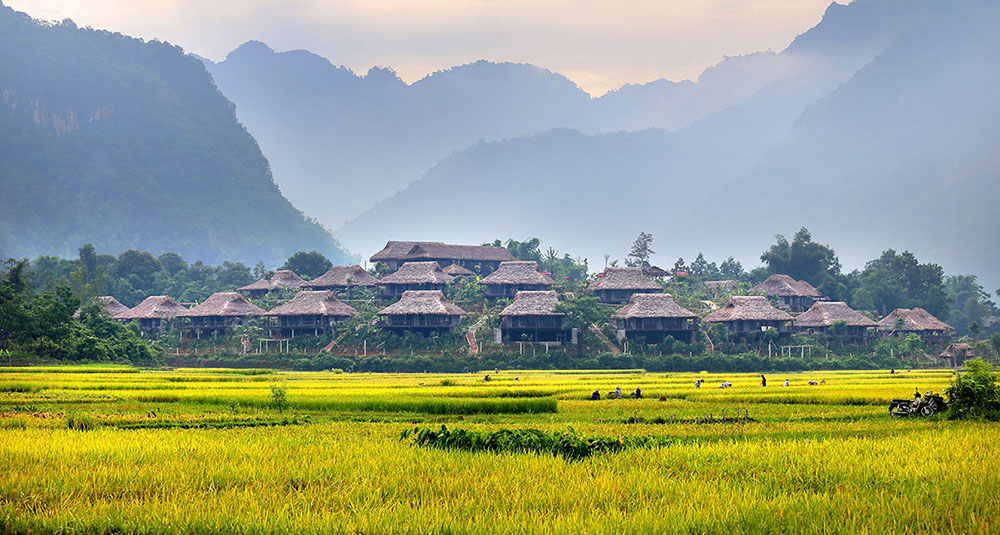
[[325, 0, 997, 289], [0, 2, 353, 266]]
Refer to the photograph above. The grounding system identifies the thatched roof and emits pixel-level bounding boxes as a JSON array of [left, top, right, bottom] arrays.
[[615, 293, 697, 320], [238, 270, 306, 292], [178, 292, 265, 317], [442, 264, 476, 276], [704, 296, 793, 323], [303, 265, 377, 288], [265, 291, 357, 317], [704, 280, 739, 292], [378, 262, 454, 284], [377, 291, 467, 316], [877, 308, 952, 332], [500, 291, 563, 317], [751, 274, 822, 298], [590, 267, 662, 291], [76, 296, 131, 319], [642, 265, 671, 278], [939, 343, 974, 358], [116, 296, 188, 320], [480, 261, 555, 286], [793, 301, 877, 328], [370, 241, 514, 263]]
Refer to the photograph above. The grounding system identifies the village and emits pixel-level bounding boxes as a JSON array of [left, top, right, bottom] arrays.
[[80, 240, 974, 368]]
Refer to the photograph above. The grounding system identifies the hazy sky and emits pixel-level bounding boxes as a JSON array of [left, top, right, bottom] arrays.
[[7, 0, 835, 94]]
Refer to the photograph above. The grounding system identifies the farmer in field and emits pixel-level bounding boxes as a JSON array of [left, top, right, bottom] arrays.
[[783, 379, 789, 387], [695, 379, 702, 388], [635, 387, 642, 399], [591, 390, 600, 400], [615, 386, 622, 399], [761, 374, 767, 387]]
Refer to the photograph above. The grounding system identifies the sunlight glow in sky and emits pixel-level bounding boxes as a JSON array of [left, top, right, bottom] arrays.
[[6, 0, 835, 95]]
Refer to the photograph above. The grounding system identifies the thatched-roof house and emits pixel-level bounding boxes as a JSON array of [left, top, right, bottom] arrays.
[[877, 308, 952, 339], [377, 290, 466, 333], [442, 264, 476, 277], [479, 261, 556, 298], [750, 274, 822, 311], [177, 292, 266, 336], [589, 267, 662, 304], [642, 265, 671, 278], [704, 280, 739, 296], [614, 294, 699, 343], [497, 290, 573, 343], [115, 296, 188, 332], [264, 291, 357, 337], [793, 301, 877, 339], [75, 296, 130, 319], [377, 261, 454, 296], [303, 265, 377, 293], [939, 343, 975, 368], [704, 296, 793, 336], [370, 241, 515, 273], [238, 270, 306, 299]]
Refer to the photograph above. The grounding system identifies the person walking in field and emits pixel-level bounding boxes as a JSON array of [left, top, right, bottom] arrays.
[[761, 375, 767, 387], [695, 379, 702, 389]]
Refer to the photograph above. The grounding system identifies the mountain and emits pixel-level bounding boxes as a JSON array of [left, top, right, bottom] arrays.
[[337, 0, 1000, 289], [0, 3, 353, 266], [204, 41, 806, 228]]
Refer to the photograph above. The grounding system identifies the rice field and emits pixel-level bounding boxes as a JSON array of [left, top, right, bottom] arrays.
[[1, 366, 997, 534]]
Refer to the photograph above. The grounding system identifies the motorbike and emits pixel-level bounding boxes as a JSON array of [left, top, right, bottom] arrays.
[[889, 390, 948, 417]]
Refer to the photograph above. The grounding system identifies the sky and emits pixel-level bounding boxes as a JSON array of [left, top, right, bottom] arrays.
[[6, 0, 835, 95]]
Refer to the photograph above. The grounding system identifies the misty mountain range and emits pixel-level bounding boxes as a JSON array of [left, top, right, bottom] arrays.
[[207, 0, 998, 290]]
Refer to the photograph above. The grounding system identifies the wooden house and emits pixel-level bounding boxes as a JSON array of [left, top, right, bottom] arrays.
[[177, 292, 266, 337], [370, 241, 514, 273], [877, 308, 952, 340], [793, 301, 877, 339], [750, 274, 823, 312], [75, 296, 130, 319], [589, 267, 662, 304], [703, 296, 793, 336], [479, 261, 555, 298], [302, 265, 377, 294], [264, 291, 357, 337], [377, 290, 466, 333], [614, 293, 699, 343], [939, 343, 975, 368], [497, 290, 574, 343], [238, 270, 306, 299], [114, 296, 188, 333], [442, 264, 476, 277], [377, 262, 454, 296]]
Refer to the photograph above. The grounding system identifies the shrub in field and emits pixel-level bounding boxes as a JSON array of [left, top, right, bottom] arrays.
[[946, 358, 1000, 420], [401, 425, 672, 460], [271, 383, 288, 415]]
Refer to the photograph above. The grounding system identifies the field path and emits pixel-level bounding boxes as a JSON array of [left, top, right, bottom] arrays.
[[589, 323, 621, 355], [466, 314, 491, 355]]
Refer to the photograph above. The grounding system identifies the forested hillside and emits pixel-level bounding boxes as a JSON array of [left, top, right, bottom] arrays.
[[0, 3, 353, 267]]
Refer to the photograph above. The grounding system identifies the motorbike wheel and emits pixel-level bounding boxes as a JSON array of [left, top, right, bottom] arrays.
[[890, 408, 910, 417], [921, 405, 936, 417]]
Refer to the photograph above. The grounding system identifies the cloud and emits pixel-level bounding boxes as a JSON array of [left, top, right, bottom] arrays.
[[6, 0, 831, 94]]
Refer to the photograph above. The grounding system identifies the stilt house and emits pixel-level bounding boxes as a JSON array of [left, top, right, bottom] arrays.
[[479, 261, 556, 298], [614, 294, 699, 343]]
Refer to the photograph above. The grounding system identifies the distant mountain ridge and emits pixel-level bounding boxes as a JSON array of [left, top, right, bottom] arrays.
[[0, 3, 353, 266], [204, 39, 803, 228], [336, 0, 1000, 290]]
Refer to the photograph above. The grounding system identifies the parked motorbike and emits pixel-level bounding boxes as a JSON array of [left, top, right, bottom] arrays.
[[889, 390, 948, 417]]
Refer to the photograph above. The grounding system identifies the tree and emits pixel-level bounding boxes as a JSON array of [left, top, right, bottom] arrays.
[[689, 253, 719, 278], [719, 257, 743, 279], [554, 295, 610, 331], [503, 238, 542, 262], [760, 228, 841, 286], [945, 359, 1000, 420], [626, 232, 654, 267], [158, 252, 188, 275], [281, 251, 332, 279], [851, 288, 875, 312], [672, 258, 687, 273], [857, 250, 948, 317]]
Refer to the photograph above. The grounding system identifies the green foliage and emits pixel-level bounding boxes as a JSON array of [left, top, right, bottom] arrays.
[[270, 383, 288, 415], [554, 294, 609, 331], [625, 232, 654, 267], [946, 359, 1000, 420], [281, 251, 333, 279], [65, 411, 97, 431], [760, 228, 841, 287], [402, 425, 677, 461], [855, 249, 948, 318]]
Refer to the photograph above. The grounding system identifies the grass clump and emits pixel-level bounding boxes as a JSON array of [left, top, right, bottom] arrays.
[[401, 425, 672, 460], [65, 412, 97, 431]]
